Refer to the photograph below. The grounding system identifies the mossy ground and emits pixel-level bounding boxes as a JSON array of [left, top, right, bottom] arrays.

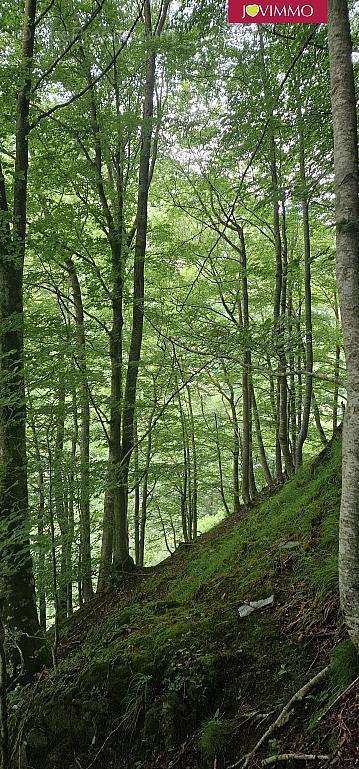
[[12, 433, 358, 768]]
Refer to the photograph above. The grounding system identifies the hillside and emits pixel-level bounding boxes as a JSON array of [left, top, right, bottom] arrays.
[[12, 432, 359, 768]]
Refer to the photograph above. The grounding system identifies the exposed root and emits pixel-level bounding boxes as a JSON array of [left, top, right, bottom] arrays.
[[262, 754, 330, 765], [228, 666, 330, 769]]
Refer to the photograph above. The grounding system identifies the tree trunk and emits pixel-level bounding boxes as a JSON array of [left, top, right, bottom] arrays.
[[28, 404, 47, 631], [312, 390, 328, 447], [0, 0, 43, 674], [114, 3, 159, 571], [186, 386, 198, 539], [287, 283, 297, 462], [332, 290, 341, 433], [266, 353, 283, 482], [97, 490, 114, 592], [67, 258, 93, 602], [259, 29, 293, 479], [328, 0, 359, 644], [54, 378, 67, 622], [251, 384, 273, 488], [46, 435, 59, 667], [178, 388, 189, 543], [295, 101, 313, 468], [214, 413, 231, 516], [229, 389, 241, 515], [139, 420, 153, 567], [248, 385, 258, 500], [296, 305, 303, 434], [66, 389, 78, 617], [109, 235, 126, 572], [133, 420, 140, 566], [81, 47, 124, 591], [238, 228, 251, 506]]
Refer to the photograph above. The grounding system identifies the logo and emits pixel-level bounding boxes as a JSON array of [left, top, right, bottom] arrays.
[[228, 0, 327, 22]]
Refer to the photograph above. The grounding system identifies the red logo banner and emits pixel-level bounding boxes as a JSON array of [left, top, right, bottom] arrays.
[[228, 0, 327, 23]]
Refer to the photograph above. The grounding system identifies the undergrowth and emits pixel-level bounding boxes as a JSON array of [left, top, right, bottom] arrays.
[[12, 433, 345, 769]]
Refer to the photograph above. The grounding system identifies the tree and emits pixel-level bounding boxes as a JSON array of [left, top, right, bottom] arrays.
[[0, 0, 44, 674], [328, 0, 359, 645]]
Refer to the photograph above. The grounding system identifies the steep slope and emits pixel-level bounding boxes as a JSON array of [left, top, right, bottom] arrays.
[[11, 432, 359, 768]]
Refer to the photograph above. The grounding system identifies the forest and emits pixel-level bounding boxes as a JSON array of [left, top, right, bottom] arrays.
[[0, 0, 358, 767]]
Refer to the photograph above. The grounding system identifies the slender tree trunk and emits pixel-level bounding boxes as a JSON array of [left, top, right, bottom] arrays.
[[214, 414, 231, 516], [133, 420, 140, 566], [47, 436, 59, 667], [186, 386, 198, 539], [333, 290, 341, 432], [266, 353, 283, 482], [287, 284, 297, 462], [97, 490, 114, 592], [113, 2, 170, 569], [238, 228, 251, 506], [296, 301, 303, 433], [312, 391, 328, 447], [78, 548, 83, 608], [109, 235, 126, 572], [178, 389, 189, 543], [157, 505, 173, 556], [328, 0, 359, 644], [83, 50, 124, 591], [248, 384, 258, 500], [36, 470, 47, 632], [28, 405, 47, 631], [54, 378, 67, 622], [0, 618, 8, 769], [0, 0, 43, 674], [259, 29, 293, 479], [66, 389, 78, 617], [229, 390, 241, 515], [251, 384, 273, 488], [169, 512, 177, 551], [114, 2, 162, 570], [186, 441, 193, 540], [295, 101, 313, 468], [67, 258, 93, 601], [139, 421, 153, 567]]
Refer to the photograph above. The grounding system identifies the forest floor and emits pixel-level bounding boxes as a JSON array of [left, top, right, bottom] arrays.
[[12, 431, 359, 768]]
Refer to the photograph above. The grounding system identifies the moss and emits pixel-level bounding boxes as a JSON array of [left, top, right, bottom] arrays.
[[200, 717, 232, 762], [330, 641, 359, 690]]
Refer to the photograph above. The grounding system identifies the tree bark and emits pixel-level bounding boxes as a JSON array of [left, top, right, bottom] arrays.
[[67, 258, 93, 602], [46, 434, 59, 667], [28, 404, 47, 631], [139, 417, 153, 567], [0, 0, 43, 674], [238, 228, 251, 506], [251, 383, 273, 488], [287, 283, 297, 462], [178, 388, 189, 543], [66, 388, 78, 617], [328, 0, 359, 644], [312, 390, 328, 448], [53, 377, 67, 622], [133, 420, 140, 566], [259, 29, 293, 479], [80, 47, 124, 591], [228, 388, 241, 515], [114, 1, 160, 570], [214, 413, 231, 516], [332, 290, 341, 433], [186, 386, 198, 539], [295, 100, 313, 468]]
